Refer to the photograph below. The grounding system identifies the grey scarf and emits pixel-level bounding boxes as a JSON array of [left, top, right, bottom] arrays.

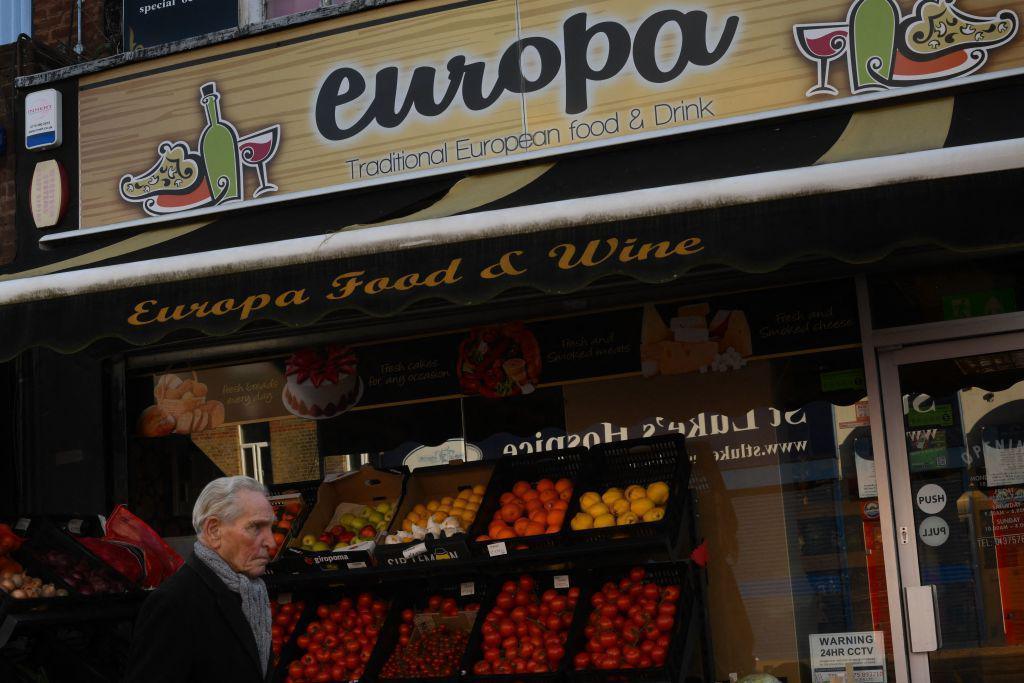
[[193, 541, 271, 676]]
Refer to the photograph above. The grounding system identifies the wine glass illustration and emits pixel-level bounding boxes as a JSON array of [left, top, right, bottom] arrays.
[[237, 125, 280, 198], [793, 22, 850, 97]]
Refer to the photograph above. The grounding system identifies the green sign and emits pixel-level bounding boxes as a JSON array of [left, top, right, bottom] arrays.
[[908, 403, 954, 427], [942, 289, 1017, 320], [820, 369, 865, 392]]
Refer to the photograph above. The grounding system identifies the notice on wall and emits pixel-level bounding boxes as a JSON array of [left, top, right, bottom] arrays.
[[809, 631, 886, 683], [982, 426, 1024, 487]]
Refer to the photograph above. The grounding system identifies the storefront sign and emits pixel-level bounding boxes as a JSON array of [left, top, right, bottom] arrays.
[[918, 515, 950, 546], [77, 0, 1024, 229], [123, 0, 238, 50], [916, 483, 947, 514], [24, 89, 61, 151], [809, 631, 886, 683]]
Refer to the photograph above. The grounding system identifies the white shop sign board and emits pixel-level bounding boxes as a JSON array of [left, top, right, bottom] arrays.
[[24, 89, 62, 150], [809, 631, 886, 683]]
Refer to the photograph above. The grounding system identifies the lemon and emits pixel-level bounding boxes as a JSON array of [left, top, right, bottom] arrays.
[[611, 498, 631, 516], [426, 500, 440, 512], [432, 511, 448, 523], [630, 497, 655, 516], [570, 512, 594, 530], [579, 491, 601, 510], [617, 512, 639, 525], [642, 507, 665, 523], [593, 513, 616, 528], [585, 502, 610, 518], [458, 488, 472, 500], [452, 499, 466, 510], [440, 496, 454, 506], [625, 485, 647, 501], [601, 488, 624, 506], [472, 484, 487, 495], [646, 481, 670, 505], [413, 503, 429, 516]]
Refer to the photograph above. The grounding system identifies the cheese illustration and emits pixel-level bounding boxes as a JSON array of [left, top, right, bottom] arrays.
[[659, 341, 719, 375], [641, 305, 671, 345], [710, 310, 753, 357]]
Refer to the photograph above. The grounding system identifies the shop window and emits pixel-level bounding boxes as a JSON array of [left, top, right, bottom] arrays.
[[869, 253, 1024, 328], [124, 277, 896, 681], [0, 0, 30, 45]]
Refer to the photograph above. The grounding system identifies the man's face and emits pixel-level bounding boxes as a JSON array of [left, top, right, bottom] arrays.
[[209, 489, 276, 578]]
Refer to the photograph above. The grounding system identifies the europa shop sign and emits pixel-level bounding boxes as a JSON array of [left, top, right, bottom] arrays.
[[77, 0, 1024, 230], [123, 0, 237, 51]]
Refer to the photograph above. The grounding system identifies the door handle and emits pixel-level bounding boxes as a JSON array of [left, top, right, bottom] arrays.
[[905, 585, 941, 653]]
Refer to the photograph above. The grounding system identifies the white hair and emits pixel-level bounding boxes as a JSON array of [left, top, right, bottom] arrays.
[[192, 476, 269, 535]]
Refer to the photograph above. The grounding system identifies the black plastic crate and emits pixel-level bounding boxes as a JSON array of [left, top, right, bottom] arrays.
[[468, 448, 588, 559], [0, 546, 78, 618], [565, 561, 696, 683], [563, 436, 689, 552], [461, 569, 587, 682], [17, 518, 141, 597], [272, 586, 396, 683], [366, 575, 488, 682]]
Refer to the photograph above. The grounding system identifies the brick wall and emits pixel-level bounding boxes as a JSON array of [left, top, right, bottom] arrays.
[[33, 0, 111, 59], [270, 418, 320, 483], [1, 42, 20, 265], [191, 425, 242, 477]]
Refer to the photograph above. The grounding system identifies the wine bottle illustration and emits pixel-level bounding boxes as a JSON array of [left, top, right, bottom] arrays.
[[848, 0, 898, 92], [198, 82, 242, 204]]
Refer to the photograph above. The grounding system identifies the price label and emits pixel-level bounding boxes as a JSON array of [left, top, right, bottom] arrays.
[[554, 575, 570, 589], [403, 542, 428, 559], [14, 518, 30, 532], [460, 581, 475, 596], [347, 561, 368, 569], [487, 542, 508, 557], [278, 592, 293, 604], [67, 519, 83, 535]]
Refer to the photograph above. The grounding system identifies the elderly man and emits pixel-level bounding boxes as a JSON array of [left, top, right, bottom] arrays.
[[125, 476, 277, 683]]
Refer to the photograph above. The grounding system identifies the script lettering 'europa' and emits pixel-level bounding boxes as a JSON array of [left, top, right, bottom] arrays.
[[315, 9, 740, 142]]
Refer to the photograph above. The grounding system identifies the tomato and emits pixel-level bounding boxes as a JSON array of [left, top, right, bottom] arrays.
[[574, 652, 591, 669], [597, 630, 618, 647], [629, 567, 646, 583], [518, 575, 535, 593], [545, 643, 564, 664], [473, 660, 491, 674], [288, 662, 304, 678], [329, 664, 345, 682], [650, 645, 667, 665], [317, 605, 330, 619], [314, 672, 330, 683], [427, 595, 442, 611], [275, 612, 291, 626], [304, 663, 320, 679], [642, 583, 661, 600], [662, 585, 681, 602], [495, 592, 514, 610], [623, 645, 641, 666], [655, 614, 675, 632], [502, 580, 518, 594], [296, 635, 310, 649]]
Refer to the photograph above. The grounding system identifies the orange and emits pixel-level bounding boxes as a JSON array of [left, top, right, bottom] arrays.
[[545, 525, 560, 534], [499, 492, 517, 506], [539, 490, 558, 505], [521, 489, 540, 502], [489, 521, 508, 538], [535, 478, 555, 492], [554, 478, 573, 493], [499, 504, 523, 523], [513, 518, 530, 535], [547, 510, 566, 528], [559, 488, 573, 501], [524, 521, 546, 536], [512, 481, 531, 498], [529, 509, 548, 524], [476, 535, 491, 542], [495, 526, 516, 540], [525, 499, 544, 513], [552, 499, 569, 512]]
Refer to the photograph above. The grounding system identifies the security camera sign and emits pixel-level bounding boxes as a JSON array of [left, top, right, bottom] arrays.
[[809, 631, 886, 682]]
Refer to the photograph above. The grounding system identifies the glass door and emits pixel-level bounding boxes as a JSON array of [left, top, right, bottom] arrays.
[[879, 332, 1024, 682]]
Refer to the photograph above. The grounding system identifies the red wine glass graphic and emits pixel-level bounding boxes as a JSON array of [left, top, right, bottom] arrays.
[[237, 125, 280, 198], [794, 23, 850, 96]]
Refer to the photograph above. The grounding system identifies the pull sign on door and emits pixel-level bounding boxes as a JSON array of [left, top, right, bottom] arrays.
[[25, 89, 62, 151]]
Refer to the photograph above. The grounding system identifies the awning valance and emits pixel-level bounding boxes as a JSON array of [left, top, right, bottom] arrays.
[[1, 139, 1022, 360]]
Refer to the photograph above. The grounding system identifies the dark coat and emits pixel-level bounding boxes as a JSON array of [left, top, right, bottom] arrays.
[[124, 553, 272, 683]]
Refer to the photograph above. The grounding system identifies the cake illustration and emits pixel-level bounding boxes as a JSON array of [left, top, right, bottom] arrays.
[[282, 345, 361, 419]]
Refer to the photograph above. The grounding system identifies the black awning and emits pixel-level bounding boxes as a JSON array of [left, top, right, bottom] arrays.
[[0, 165, 1021, 361]]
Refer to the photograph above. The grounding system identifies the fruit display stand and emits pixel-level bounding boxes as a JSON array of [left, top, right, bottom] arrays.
[[467, 449, 586, 560], [564, 436, 691, 558]]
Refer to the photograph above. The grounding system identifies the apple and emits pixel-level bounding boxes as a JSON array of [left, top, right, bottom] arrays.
[[339, 530, 355, 543], [301, 534, 316, 548], [359, 525, 377, 540], [330, 525, 344, 538]]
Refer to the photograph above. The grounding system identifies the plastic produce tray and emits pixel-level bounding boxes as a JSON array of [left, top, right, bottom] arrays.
[[461, 569, 587, 683], [366, 574, 489, 683], [565, 561, 697, 683], [563, 436, 690, 554], [468, 448, 589, 560]]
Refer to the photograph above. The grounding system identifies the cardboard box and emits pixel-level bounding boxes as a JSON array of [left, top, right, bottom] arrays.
[[375, 459, 496, 567], [274, 466, 404, 573]]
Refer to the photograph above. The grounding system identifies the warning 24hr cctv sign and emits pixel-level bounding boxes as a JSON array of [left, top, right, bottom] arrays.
[[809, 631, 886, 682]]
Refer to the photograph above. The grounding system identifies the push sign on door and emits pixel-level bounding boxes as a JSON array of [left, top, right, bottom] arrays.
[[25, 89, 62, 151]]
